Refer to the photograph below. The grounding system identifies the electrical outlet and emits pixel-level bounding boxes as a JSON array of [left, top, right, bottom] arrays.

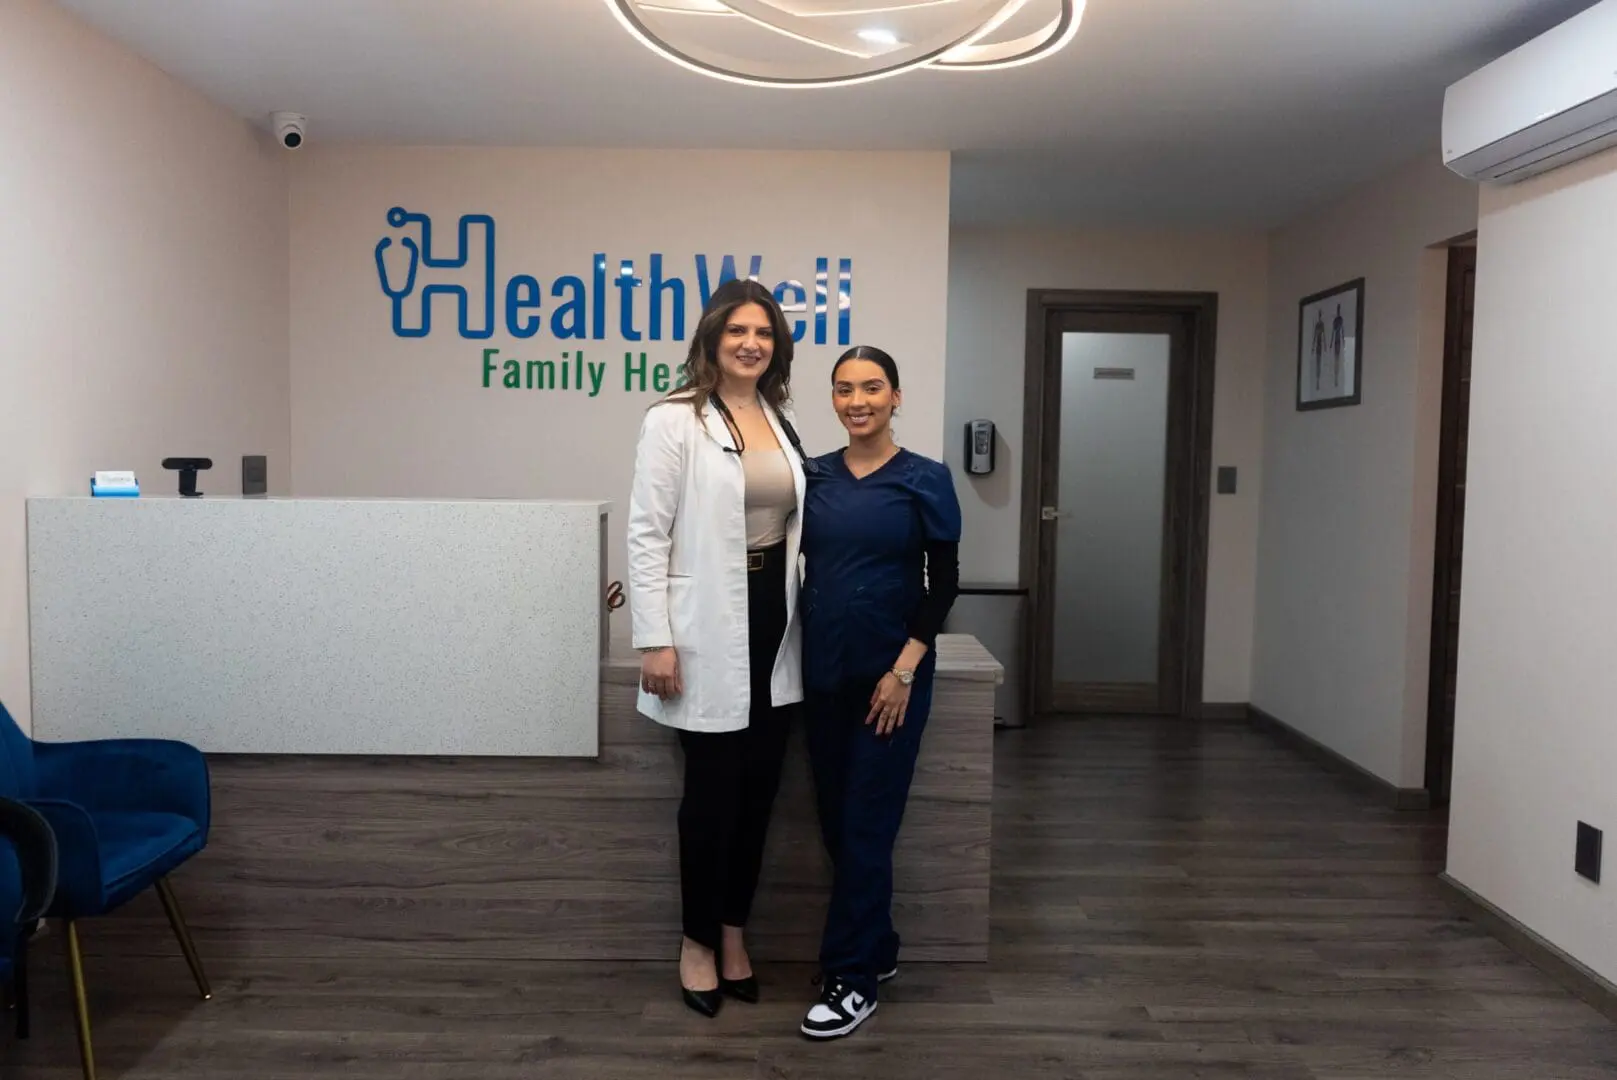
[[1576, 821, 1602, 883]]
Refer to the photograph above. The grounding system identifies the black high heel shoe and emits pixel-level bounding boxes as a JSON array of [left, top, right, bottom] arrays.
[[718, 942, 759, 1003], [719, 973, 759, 1003], [683, 984, 723, 1017], [679, 943, 722, 1018]]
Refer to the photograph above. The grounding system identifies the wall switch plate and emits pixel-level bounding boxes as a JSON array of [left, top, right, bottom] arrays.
[[1576, 821, 1602, 883], [1217, 466, 1238, 495]]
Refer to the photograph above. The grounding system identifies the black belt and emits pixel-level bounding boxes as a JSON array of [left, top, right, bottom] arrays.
[[747, 544, 784, 571]]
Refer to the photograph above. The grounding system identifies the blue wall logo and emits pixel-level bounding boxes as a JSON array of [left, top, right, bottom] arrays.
[[373, 207, 854, 349]]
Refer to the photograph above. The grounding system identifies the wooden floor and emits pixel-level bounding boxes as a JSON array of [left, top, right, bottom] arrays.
[[6, 718, 1617, 1079]]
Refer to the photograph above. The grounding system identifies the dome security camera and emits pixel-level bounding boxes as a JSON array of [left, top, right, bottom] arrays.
[[270, 111, 307, 150]]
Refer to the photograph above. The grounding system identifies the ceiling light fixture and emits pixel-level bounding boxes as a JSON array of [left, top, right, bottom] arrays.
[[605, 0, 1083, 89]]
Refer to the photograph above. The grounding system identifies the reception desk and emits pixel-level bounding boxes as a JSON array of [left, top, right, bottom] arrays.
[[26, 496, 999, 965], [26, 495, 607, 756]]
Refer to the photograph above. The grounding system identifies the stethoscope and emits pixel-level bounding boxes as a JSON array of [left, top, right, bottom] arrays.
[[711, 392, 816, 474]]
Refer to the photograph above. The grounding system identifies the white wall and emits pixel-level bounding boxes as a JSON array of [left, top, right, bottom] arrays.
[[944, 228, 1269, 704], [1252, 154, 1476, 787], [288, 146, 950, 641], [0, 0, 291, 733], [1446, 145, 1617, 984]]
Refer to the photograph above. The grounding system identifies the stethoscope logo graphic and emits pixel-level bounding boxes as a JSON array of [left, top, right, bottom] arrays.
[[374, 206, 497, 339], [374, 208, 421, 305]]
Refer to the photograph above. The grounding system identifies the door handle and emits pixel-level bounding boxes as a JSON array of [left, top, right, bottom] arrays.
[[1041, 506, 1066, 521]]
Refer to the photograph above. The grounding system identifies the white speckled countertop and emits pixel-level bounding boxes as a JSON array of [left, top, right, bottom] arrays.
[[26, 496, 610, 757]]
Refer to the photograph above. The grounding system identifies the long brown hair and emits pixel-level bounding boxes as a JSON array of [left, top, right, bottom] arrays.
[[667, 278, 794, 416]]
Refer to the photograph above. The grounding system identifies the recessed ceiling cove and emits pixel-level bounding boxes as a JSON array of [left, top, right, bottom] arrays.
[[604, 0, 1083, 88]]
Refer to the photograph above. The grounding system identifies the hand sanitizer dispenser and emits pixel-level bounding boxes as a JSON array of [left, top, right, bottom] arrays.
[[964, 420, 995, 476]]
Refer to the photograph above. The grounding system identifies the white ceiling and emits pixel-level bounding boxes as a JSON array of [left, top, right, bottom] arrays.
[[51, 0, 1599, 227]]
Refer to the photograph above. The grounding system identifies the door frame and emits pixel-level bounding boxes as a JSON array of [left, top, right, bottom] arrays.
[[1424, 242, 1477, 801], [1019, 289, 1219, 720]]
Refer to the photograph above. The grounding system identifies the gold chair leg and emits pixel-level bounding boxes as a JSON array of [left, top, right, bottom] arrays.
[[155, 878, 211, 1001], [65, 920, 96, 1080]]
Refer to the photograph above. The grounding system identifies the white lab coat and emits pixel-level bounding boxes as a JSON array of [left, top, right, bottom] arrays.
[[625, 392, 806, 732]]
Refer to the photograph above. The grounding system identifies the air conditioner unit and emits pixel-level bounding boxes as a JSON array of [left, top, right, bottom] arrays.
[[1443, 0, 1617, 184]]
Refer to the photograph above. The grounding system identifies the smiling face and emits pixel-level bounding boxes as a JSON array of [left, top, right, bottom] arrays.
[[715, 302, 775, 386], [832, 357, 900, 439]]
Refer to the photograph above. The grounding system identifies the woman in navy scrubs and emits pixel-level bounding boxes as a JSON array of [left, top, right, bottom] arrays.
[[796, 345, 961, 1040]]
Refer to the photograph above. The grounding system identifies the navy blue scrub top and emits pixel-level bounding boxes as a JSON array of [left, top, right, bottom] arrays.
[[800, 447, 963, 693]]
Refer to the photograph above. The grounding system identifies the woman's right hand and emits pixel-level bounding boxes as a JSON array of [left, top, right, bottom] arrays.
[[640, 646, 683, 700]]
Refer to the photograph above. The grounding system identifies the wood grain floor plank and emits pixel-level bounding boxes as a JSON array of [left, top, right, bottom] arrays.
[[6, 717, 1615, 1080]]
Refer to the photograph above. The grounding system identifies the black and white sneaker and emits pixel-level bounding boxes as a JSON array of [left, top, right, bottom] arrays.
[[879, 964, 898, 983], [800, 976, 876, 1040]]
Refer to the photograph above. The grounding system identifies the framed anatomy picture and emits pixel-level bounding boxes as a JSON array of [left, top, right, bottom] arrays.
[[1296, 278, 1364, 410]]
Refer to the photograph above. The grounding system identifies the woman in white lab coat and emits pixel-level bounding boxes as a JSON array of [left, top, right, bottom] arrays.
[[625, 278, 808, 1018]]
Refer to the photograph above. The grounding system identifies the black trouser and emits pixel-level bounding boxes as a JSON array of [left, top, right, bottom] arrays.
[[676, 541, 793, 951], [804, 667, 934, 1000]]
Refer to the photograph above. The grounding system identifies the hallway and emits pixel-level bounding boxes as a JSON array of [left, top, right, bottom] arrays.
[[5, 719, 1616, 1079], [989, 718, 1617, 1078]]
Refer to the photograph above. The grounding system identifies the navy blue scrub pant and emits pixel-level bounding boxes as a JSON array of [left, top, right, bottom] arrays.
[[805, 667, 933, 1000]]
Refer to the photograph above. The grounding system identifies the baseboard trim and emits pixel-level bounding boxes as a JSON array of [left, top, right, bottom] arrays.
[[1438, 874, 1617, 1024], [1194, 702, 1250, 721], [1246, 705, 1432, 811]]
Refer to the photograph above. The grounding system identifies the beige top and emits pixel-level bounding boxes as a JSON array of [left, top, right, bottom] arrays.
[[742, 449, 795, 549]]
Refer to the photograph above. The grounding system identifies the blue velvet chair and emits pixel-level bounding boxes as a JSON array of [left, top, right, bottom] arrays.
[[0, 701, 211, 1080], [0, 794, 58, 1041]]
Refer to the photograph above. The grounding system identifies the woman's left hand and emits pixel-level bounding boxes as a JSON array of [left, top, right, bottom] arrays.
[[866, 673, 912, 736]]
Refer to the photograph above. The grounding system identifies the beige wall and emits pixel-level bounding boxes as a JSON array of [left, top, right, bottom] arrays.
[[1252, 154, 1477, 788], [1445, 145, 1617, 984], [288, 146, 951, 641], [0, 0, 291, 732], [944, 227, 1269, 704]]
